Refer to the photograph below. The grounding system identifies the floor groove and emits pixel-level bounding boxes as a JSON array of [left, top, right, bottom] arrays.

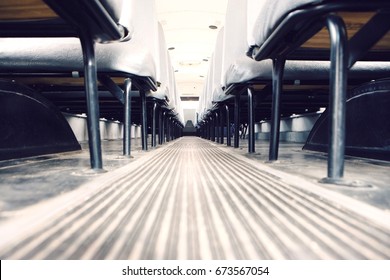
[[0, 137, 389, 259]]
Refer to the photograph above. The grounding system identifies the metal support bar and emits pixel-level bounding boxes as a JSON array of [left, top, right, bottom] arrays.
[[220, 108, 224, 145], [172, 122, 175, 140], [173, 122, 175, 140], [348, 11, 390, 67], [140, 90, 148, 151], [162, 111, 166, 144], [169, 117, 172, 142], [324, 14, 348, 182], [226, 105, 231, 147], [269, 58, 286, 161], [204, 121, 207, 139], [215, 112, 219, 143], [79, 31, 103, 170], [169, 121, 172, 141], [158, 109, 163, 145], [152, 101, 157, 148], [248, 87, 255, 154], [204, 120, 207, 140], [207, 120, 211, 140], [210, 116, 215, 142], [172, 121, 175, 139], [234, 94, 240, 148], [123, 78, 132, 157], [170, 118, 174, 141], [98, 75, 125, 104], [168, 118, 171, 142], [166, 117, 171, 142]]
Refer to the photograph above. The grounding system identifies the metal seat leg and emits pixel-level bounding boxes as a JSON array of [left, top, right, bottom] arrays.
[[152, 101, 157, 148], [140, 90, 148, 151], [248, 87, 255, 153], [123, 78, 132, 157], [269, 58, 285, 161], [234, 94, 240, 148], [79, 32, 103, 170], [321, 14, 348, 183], [226, 105, 231, 147], [220, 108, 224, 145]]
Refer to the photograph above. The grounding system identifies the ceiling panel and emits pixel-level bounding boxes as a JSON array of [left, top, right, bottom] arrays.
[[156, 0, 228, 98]]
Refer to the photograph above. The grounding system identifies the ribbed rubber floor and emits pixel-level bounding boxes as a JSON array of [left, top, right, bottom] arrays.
[[1, 137, 389, 259]]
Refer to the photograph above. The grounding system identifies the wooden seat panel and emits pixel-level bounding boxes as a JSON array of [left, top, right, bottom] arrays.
[[302, 12, 390, 50], [0, 0, 58, 20]]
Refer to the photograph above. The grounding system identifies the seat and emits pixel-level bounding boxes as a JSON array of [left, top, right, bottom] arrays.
[[199, 0, 390, 157], [0, 0, 179, 168], [247, 0, 323, 50], [0, 0, 129, 169], [198, 52, 217, 141], [149, 23, 183, 147], [247, 0, 390, 63], [0, 0, 127, 41], [246, 0, 390, 183]]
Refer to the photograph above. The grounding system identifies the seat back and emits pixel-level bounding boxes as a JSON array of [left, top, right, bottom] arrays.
[[221, 0, 249, 87], [198, 53, 216, 121], [212, 27, 226, 103], [153, 22, 170, 100]]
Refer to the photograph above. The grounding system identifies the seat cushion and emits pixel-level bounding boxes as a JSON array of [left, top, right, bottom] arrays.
[[0, 0, 159, 81], [0, 37, 156, 81], [247, 0, 323, 47], [224, 56, 329, 85], [224, 55, 390, 87]]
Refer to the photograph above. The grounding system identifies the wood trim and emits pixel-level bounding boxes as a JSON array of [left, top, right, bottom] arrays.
[[0, 0, 58, 20], [3, 76, 127, 87], [302, 12, 390, 50]]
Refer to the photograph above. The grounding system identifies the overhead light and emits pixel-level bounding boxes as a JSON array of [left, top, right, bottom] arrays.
[[208, 25, 218, 30], [180, 96, 200, 101], [179, 60, 201, 66], [168, 47, 175, 50]]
